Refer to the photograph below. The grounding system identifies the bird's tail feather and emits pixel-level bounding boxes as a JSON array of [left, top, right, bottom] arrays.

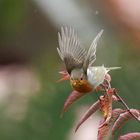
[[106, 67, 121, 72]]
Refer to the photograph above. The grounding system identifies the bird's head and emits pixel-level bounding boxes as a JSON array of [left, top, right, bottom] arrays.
[[70, 68, 87, 86]]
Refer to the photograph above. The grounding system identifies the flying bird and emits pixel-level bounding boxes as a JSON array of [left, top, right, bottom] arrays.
[[57, 27, 120, 114]]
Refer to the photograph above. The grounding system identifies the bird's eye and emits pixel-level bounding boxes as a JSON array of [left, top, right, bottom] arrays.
[[80, 77, 83, 80]]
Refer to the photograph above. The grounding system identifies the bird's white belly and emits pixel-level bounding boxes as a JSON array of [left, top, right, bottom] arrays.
[[87, 66, 107, 88]]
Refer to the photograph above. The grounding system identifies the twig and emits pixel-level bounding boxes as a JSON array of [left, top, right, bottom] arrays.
[[113, 90, 140, 123]]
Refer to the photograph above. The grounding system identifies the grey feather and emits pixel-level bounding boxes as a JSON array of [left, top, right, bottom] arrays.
[[57, 27, 87, 74], [83, 29, 104, 71]]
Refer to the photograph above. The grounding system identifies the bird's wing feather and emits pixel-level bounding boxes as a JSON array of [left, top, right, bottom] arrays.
[[83, 30, 103, 71], [57, 27, 87, 74]]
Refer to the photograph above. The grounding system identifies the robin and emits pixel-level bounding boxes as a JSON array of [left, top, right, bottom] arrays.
[[57, 27, 120, 93]]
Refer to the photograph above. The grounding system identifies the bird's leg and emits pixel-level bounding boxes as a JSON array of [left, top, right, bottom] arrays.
[[104, 73, 112, 90], [104, 73, 111, 83], [101, 84, 107, 92], [101, 76, 111, 92], [101, 80, 111, 94], [100, 78, 111, 93]]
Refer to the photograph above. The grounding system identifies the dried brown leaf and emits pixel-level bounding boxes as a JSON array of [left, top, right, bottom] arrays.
[[98, 109, 125, 140], [112, 109, 140, 135], [99, 89, 113, 127], [75, 92, 121, 133], [118, 132, 140, 140]]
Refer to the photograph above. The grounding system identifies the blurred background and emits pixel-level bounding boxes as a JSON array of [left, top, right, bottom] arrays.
[[0, 0, 140, 140]]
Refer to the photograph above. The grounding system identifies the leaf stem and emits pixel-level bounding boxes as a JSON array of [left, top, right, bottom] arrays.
[[114, 90, 140, 123]]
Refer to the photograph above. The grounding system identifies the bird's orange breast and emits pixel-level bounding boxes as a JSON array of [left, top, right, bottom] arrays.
[[70, 79, 93, 93]]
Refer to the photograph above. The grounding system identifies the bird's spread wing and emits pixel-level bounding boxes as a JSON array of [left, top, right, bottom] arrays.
[[57, 27, 86, 74], [83, 30, 104, 71]]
